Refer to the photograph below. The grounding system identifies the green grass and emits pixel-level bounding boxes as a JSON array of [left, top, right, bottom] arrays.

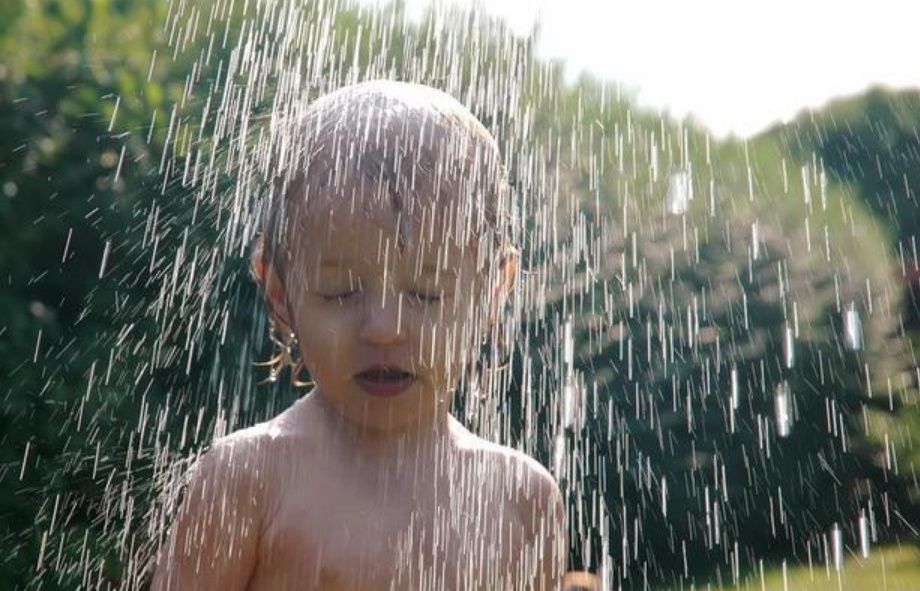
[[702, 545, 920, 591]]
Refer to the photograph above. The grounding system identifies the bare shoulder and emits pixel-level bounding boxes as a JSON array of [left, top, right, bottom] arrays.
[[203, 396, 312, 465], [150, 419, 289, 590], [196, 420, 283, 477], [182, 403, 311, 522], [452, 423, 564, 535], [453, 422, 558, 491]]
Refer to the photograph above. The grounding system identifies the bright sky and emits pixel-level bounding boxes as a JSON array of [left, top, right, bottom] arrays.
[[358, 0, 920, 138]]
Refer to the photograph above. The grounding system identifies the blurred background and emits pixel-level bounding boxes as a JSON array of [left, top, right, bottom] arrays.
[[4, 0, 920, 588]]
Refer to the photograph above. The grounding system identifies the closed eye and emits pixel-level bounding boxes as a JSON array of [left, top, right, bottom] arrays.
[[320, 291, 359, 302], [409, 290, 446, 304]]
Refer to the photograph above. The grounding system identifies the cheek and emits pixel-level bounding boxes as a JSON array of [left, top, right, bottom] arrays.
[[415, 296, 483, 374], [293, 304, 354, 379]]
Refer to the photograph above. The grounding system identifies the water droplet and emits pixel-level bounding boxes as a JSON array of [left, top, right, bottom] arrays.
[[831, 522, 844, 571], [845, 303, 863, 351], [666, 168, 691, 215], [859, 510, 870, 558], [774, 381, 792, 438], [783, 324, 795, 369]]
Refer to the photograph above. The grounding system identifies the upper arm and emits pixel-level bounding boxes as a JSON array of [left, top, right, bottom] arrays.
[[150, 439, 265, 591], [535, 470, 566, 591], [513, 454, 566, 591]]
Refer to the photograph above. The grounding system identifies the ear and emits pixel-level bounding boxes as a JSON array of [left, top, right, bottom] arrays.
[[485, 246, 519, 334], [250, 235, 295, 336]]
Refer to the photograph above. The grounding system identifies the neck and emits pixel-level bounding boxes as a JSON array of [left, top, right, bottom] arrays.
[[305, 387, 456, 463]]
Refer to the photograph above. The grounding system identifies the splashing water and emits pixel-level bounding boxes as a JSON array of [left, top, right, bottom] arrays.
[[7, 0, 920, 588]]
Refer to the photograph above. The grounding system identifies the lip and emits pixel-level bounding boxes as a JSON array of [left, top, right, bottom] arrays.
[[353, 365, 416, 398]]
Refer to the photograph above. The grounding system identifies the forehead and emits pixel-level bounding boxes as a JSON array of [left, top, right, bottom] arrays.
[[289, 182, 481, 270]]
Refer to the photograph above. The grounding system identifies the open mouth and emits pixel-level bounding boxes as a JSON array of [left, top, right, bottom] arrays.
[[354, 366, 416, 397]]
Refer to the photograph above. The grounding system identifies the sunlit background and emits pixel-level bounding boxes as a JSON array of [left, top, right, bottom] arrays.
[[358, 0, 920, 138]]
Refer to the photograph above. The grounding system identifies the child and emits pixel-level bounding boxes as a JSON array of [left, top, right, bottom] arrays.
[[150, 79, 566, 590]]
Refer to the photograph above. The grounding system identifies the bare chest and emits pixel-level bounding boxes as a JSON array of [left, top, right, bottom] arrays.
[[247, 459, 526, 591]]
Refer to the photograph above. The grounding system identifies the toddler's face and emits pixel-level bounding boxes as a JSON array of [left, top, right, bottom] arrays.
[[281, 185, 487, 433]]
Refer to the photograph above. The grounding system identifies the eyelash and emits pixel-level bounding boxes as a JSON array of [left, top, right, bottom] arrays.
[[321, 291, 358, 302], [409, 291, 441, 304]]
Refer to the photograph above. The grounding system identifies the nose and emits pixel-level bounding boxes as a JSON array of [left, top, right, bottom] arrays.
[[359, 290, 407, 346]]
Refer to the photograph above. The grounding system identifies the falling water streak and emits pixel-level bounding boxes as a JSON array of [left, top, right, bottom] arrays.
[[775, 381, 792, 439], [845, 303, 863, 351], [859, 510, 870, 558], [783, 323, 795, 369], [666, 167, 691, 216]]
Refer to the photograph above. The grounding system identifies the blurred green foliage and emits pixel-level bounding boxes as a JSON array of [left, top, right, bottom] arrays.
[[0, 0, 179, 586], [516, 75, 920, 587], [709, 544, 920, 591]]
